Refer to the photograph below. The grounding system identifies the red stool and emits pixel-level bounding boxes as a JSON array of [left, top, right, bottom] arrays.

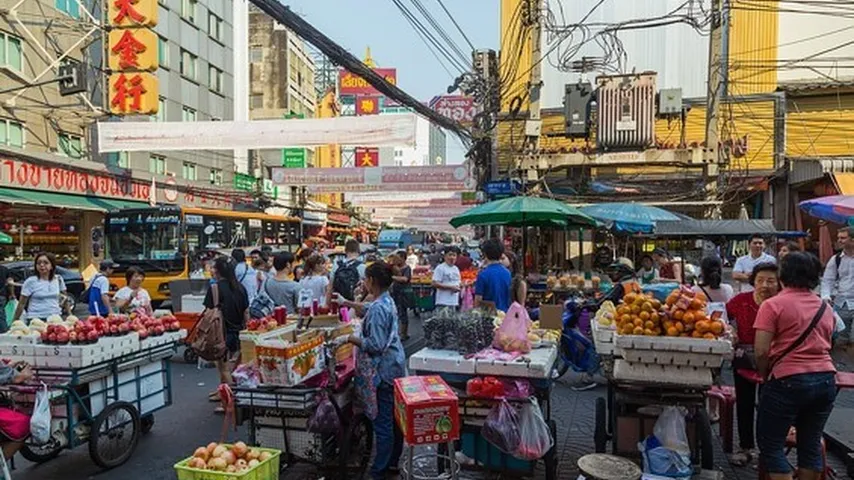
[[707, 385, 736, 454]]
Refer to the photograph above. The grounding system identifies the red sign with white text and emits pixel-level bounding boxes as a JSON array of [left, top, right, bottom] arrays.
[[429, 95, 477, 124]]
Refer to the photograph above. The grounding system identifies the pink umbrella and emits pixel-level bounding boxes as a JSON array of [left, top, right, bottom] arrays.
[[799, 195, 854, 224]]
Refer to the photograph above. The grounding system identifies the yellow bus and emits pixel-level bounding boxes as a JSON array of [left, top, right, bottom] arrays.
[[104, 206, 301, 303]]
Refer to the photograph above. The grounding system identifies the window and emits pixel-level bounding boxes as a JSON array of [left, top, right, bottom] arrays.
[[209, 65, 223, 93], [149, 154, 166, 174], [182, 106, 196, 122], [208, 12, 222, 41], [249, 46, 262, 63], [181, 0, 196, 23], [109, 151, 130, 168], [58, 132, 83, 159], [0, 119, 24, 148], [180, 49, 197, 80], [182, 162, 197, 180], [158, 37, 169, 68], [151, 97, 166, 122], [209, 168, 223, 186], [394, 149, 403, 158], [55, 0, 80, 18], [0, 32, 23, 72], [250, 94, 263, 110]]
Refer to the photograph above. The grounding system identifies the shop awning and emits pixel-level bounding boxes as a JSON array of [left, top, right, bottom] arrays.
[[833, 173, 854, 195], [651, 219, 806, 238], [0, 188, 148, 212]]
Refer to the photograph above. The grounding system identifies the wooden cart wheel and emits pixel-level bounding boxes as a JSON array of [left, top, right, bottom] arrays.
[[339, 414, 372, 480], [88, 401, 141, 469], [594, 397, 608, 454], [140, 414, 155, 434], [544, 419, 558, 480], [20, 437, 62, 464]]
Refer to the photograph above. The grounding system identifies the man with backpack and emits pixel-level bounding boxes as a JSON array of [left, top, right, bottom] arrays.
[[328, 239, 366, 302], [88, 260, 118, 316], [822, 226, 854, 353]]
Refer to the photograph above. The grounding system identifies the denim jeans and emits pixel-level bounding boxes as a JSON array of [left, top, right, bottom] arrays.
[[757, 372, 837, 474], [371, 383, 403, 480]]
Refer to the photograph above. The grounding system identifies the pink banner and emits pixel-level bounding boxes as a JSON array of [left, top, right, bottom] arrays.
[[271, 165, 473, 192]]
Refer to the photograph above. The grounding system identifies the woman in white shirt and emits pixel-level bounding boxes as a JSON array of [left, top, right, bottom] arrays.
[[13, 252, 66, 322], [693, 256, 735, 303], [114, 266, 153, 316], [299, 254, 330, 307]]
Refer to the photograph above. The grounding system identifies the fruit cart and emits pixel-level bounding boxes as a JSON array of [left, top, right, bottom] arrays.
[[6, 336, 183, 469], [233, 338, 372, 478], [408, 346, 560, 480], [589, 286, 732, 471]]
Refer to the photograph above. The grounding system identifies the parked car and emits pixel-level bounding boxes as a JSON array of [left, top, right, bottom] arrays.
[[3, 261, 86, 312]]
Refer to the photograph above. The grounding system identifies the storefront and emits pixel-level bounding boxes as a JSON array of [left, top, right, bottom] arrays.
[[326, 212, 352, 245]]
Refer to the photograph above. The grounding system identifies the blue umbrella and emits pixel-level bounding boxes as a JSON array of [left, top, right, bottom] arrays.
[[580, 202, 683, 233]]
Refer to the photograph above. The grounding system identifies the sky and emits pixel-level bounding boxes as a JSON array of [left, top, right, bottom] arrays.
[[287, 0, 500, 163]]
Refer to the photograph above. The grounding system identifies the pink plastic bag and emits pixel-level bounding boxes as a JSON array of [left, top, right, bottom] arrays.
[[461, 286, 474, 312], [492, 302, 531, 353]]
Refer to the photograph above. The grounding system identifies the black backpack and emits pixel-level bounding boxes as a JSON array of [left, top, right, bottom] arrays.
[[332, 260, 362, 301]]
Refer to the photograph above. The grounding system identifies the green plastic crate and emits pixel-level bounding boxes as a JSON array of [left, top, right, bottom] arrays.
[[174, 446, 281, 480]]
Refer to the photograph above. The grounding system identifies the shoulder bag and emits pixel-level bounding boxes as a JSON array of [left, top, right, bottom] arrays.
[[249, 280, 276, 319], [188, 283, 226, 361], [767, 301, 828, 377]]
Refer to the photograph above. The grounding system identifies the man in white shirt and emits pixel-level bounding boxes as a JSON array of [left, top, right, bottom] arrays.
[[732, 235, 776, 293], [432, 247, 461, 312], [822, 226, 854, 351]]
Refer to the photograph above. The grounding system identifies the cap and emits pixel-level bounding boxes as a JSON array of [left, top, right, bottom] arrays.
[[100, 259, 120, 270]]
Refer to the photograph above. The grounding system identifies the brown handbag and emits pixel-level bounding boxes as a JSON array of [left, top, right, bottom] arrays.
[[188, 284, 226, 361]]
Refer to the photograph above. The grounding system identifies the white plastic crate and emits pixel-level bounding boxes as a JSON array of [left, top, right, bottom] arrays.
[[621, 348, 723, 368], [408, 348, 476, 375], [474, 345, 558, 379], [612, 359, 714, 387], [32, 344, 104, 368]]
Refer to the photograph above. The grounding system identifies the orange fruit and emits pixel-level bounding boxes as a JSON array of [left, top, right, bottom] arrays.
[[709, 321, 724, 335], [622, 325, 634, 335], [650, 311, 660, 322], [690, 298, 705, 310], [620, 314, 632, 324], [653, 327, 662, 336], [692, 330, 703, 338], [624, 293, 637, 304], [639, 311, 651, 321], [666, 326, 678, 337], [674, 321, 685, 333], [633, 318, 644, 328], [633, 326, 644, 335], [666, 294, 678, 306], [703, 333, 716, 340], [651, 299, 662, 309], [672, 309, 685, 321], [695, 320, 710, 334], [682, 312, 695, 324], [644, 320, 655, 330], [631, 305, 642, 315], [642, 302, 653, 312], [643, 328, 655, 336], [663, 320, 674, 330], [617, 306, 630, 316], [694, 291, 707, 302]]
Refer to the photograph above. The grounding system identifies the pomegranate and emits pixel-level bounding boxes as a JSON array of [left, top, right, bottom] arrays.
[[231, 441, 248, 458], [48, 333, 57, 343], [193, 447, 209, 461], [245, 448, 261, 461], [211, 445, 228, 459], [205, 442, 219, 455], [208, 457, 227, 471], [220, 450, 236, 465], [248, 459, 260, 468], [225, 465, 237, 473], [187, 457, 206, 469], [258, 451, 272, 462], [235, 459, 248, 470], [56, 332, 69, 344]]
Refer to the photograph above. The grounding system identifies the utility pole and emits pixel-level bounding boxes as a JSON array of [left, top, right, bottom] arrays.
[[704, 0, 729, 215], [522, 0, 544, 186]]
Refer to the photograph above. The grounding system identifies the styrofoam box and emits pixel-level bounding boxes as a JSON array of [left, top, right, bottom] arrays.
[[181, 294, 206, 313], [621, 348, 723, 368], [591, 320, 615, 343], [614, 333, 732, 355], [612, 359, 714, 387], [475, 345, 558, 379], [89, 359, 168, 417], [0, 343, 36, 364], [32, 344, 104, 368], [139, 334, 172, 350], [0, 333, 40, 345], [409, 348, 477, 375]]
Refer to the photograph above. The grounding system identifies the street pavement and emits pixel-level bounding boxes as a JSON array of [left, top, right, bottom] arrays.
[[15, 313, 854, 479]]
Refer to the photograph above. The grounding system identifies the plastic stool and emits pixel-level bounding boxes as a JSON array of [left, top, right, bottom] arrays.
[[707, 385, 736, 454]]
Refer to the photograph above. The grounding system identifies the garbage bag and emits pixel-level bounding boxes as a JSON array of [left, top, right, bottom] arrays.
[[639, 435, 693, 479], [482, 399, 521, 454], [653, 406, 691, 455], [307, 392, 340, 434], [492, 302, 531, 353], [513, 398, 553, 460], [30, 383, 51, 444]]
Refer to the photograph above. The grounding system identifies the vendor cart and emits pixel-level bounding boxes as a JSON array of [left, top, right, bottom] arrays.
[[234, 340, 372, 479], [409, 346, 560, 479], [8, 338, 180, 469]]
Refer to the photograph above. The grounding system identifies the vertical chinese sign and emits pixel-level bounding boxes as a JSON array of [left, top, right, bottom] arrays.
[[107, 0, 159, 115]]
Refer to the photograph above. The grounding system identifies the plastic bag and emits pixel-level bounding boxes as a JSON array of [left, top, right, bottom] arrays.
[[232, 363, 262, 389], [307, 392, 341, 434], [514, 398, 553, 460], [639, 435, 693, 479], [492, 302, 531, 353], [653, 406, 690, 455], [482, 399, 521, 454], [461, 286, 474, 312], [30, 383, 51, 444]]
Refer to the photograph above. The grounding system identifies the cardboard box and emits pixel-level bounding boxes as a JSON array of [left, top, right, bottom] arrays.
[[255, 330, 325, 387], [539, 304, 564, 330], [394, 376, 460, 445]]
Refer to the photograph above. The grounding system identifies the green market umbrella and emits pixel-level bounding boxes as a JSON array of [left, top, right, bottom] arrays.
[[0, 232, 11, 244], [449, 196, 597, 228]]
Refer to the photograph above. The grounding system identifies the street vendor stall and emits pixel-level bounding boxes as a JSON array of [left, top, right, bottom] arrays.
[[408, 307, 561, 479], [0, 313, 186, 469]]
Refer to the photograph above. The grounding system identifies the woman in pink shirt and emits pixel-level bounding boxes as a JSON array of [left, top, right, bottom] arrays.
[[754, 252, 837, 480]]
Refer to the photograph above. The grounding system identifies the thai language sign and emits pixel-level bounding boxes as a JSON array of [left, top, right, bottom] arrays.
[[339, 68, 397, 96], [270, 166, 473, 193]]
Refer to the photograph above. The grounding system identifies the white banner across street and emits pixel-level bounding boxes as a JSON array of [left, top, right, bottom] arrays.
[[98, 114, 418, 152]]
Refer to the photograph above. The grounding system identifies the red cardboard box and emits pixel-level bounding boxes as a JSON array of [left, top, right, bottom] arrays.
[[393, 375, 460, 445]]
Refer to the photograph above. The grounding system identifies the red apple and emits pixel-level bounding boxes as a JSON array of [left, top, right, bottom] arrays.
[[87, 331, 99, 342], [48, 333, 57, 343], [56, 332, 69, 344], [41, 332, 50, 343]]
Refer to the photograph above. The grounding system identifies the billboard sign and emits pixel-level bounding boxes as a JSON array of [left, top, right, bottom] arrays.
[[354, 147, 379, 167], [271, 165, 473, 193], [428, 95, 477, 124], [339, 68, 397, 96], [355, 96, 381, 116], [282, 148, 306, 168]]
